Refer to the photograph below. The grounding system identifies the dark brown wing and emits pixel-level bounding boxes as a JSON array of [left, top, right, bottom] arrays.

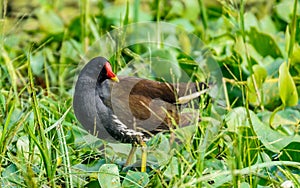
[[103, 76, 203, 134]]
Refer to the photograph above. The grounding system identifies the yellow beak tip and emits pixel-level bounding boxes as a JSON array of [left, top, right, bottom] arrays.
[[111, 76, 119, 82]]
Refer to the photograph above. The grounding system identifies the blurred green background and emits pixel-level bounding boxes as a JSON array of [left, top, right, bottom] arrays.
[[0, 0, 300, 187]]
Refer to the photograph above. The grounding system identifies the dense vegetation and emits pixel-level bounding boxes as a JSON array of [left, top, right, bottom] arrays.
[[0, 0, 299, 187]]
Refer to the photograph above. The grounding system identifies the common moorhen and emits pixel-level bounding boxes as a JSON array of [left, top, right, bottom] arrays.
[[73, 56, 208, 171]]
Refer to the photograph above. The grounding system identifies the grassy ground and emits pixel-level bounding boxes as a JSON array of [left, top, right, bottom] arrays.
[[1, 0, 300, 187]]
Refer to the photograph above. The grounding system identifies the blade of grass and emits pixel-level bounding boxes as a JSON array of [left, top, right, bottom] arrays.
[[133, 0, 139, 23], [0, 0, 7, 19], [27, 53, 55, 187], [0, 103, 15, 176], [50, 107, 73, 188], [80, 0, 89, 53], [287, 0, 298, 67], [2, 49, 19, 104], [43, 51, 50, 95], [192, 161, 300, 185], [0, 0, 2, 19], [198, 0, 208, 40], [123, 0, 130, 26]]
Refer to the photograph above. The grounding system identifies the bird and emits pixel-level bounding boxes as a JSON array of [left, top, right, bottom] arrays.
[[73, 56, 208, 172]]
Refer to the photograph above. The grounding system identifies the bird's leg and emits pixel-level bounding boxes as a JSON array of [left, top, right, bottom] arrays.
[[169, 131, 175, 147], [125, 143, 137, 166], [125, 117, 138, 166], [140, 141, 147, 172]]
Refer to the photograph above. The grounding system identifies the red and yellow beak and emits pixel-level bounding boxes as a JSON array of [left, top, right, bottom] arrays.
[[104, 62, 119, 83], [110, 76, 119, 82]]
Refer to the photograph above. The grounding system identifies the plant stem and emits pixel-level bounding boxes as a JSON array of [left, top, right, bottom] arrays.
[[133, 0, 139, 22], [198, 0, 208, 39], [80, 0, 89, 53], [28, 54, 54, 187], [288, 0, 298, 68], [0, 0, 2, 19]]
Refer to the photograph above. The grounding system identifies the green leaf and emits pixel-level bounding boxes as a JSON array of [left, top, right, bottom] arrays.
[[228, 107, 300, 153], [247, 64, 267, 90], [225, 107, 249, 133], [123, 0, 130, 26], [146, 133, 171, 166], [30, 51, 44, 76], [261, 82, 282, 110], [163, 157, 179, 179], [247, 65, 268, 106], [290, 44, 300, 66], [243, 12, 259, 32], [35, 8, 64, 34], [143, 49, 182, 82], [240, 182, 250, 188], [1, 164, 21, 185], [280, 142, 300, 162], [122, 171, 149, 188], [260, 108, 300, 132], [259, 16, 277, 34], [169, 18, 195, 33], [98, 164, 121, 188], [278, 62, 298, 106], [275, 0, 300, 23], [252, 112, 300, 153], [248, 27, 282, 58], [73, 160, 106, 172], [253, 65, 267, 86]]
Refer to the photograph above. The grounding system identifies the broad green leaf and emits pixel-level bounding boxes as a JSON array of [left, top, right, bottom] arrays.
[[143, 49, 182, 82], [103, 4, 151, 24], [259, 109, 300, 132], [35, 8, 64, 34], [30, 51, 44, 76], [278, 62, 298, 106], [275, 0, 300, 23], [248, 27, 282, 58], [234, 36, 263, 67], [247, 64, 267, 90], [122, 171, 149, 188], [182, 0, 200, 22], [226, 107, 300, 153], [73, 160, 106, 172], [262, 82, 283, 110], [280, 142, 300, 162], [168, 1, 184, 19], [240, 182, 250, 188], [225, 108, 260, 165], [98, 164, 121, 188], [290, 44, 300, 66], [123, 1, 129, 26], [244, 12, 259, 32], [225, 107, 249, 132], [59, 39, 81, 62], [163, 157, 179, 179], [253, 65, 268, 85], [170, 18, 195, 33], [1, 164, 21, 186], [259, 16, 277, 34], [247, 107, 300, 152], [247, 65, 268, 106], [146, 133, 171, 166], [16, 136, 40, 164], [265, 58, 283, 76]]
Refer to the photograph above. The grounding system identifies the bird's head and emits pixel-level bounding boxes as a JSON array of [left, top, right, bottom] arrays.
[[103, 61, 119, 82], [94, 57, 119, 83]]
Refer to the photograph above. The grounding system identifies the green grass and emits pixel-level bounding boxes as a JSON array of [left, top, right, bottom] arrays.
[[1, 0, 300, 187]]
